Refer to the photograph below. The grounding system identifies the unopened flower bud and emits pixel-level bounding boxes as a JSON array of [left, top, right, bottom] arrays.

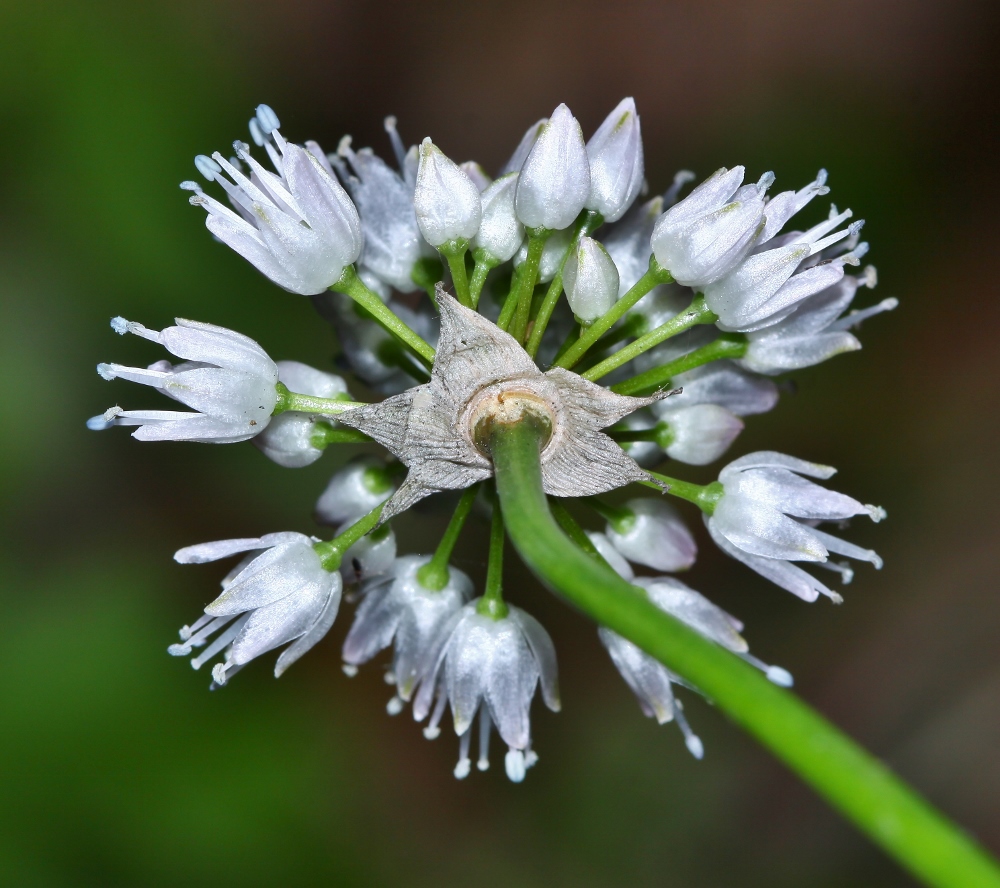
[[500, 118, 546, 175], [660, 404, 744, 465], [515, 104, 591, 231], [512, 227, 573, 283], [460, 161, 492, 192], [586, 97, 644, 222], [315, 457, 395, 525], [606, 498, 697, 572], [414, 138, 482, 248], [563, 236, 620, 324], [472, 172, 524, 264]]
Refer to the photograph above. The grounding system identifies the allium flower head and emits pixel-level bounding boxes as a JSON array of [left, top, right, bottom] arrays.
[[169, 532, 342, 684], [707, 452, 885, 602], [413, 601, 560, 782], [89, 317, 279, 443], [185, 105, 363, 295]]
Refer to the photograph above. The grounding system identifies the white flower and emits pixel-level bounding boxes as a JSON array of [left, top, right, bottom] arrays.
[[413, 601, 560, 781], [707, 452, 885, 602], [254, 361, 351, 468], [515, 103, 591, 231], [459, 161, 492, 192], [342, 555, 473, 701], [585, 97, 644, 223], [339, 523, 397, 586], [185, 106, 362, 295], [600, 576, 792, 756], [650, 166, 772, 288], [169, 532, 342, 683], [563, 236, 620, 324], [315, 456, 396, 526], [333, 136, 426, 292], [739, 266, 897, 374], [702, 204, 865, 332], [649, 359, 780, 417], [657, 404, 745, 465], [472, 173, 524, 265], [604, 497, 697, 572], [512, 227, 573, 283], [89, 317, 278, 443], [602, 195, 663, 296], [413, 139, 483, 247], [337, 289, 671, 522], [756, 169, 830, 243]]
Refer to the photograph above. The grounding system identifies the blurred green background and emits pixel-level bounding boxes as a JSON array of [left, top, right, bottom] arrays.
[[2, 1, 999, 885]]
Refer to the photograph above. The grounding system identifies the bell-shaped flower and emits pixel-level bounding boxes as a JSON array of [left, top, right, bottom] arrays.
[[585, 97, 644, 223], [333, 136, 426, 292], [342, 555, 473, 701], [703, 205, 866, 332], [185, 107, 362, 296], [604, 497, 697, 572], [600, 576, 792, 757], [413, 601, 560, 782], [648, 358, 780, 417], [472, 173, 524, 265], [515, 103, 591, 231], [315, 456, 396, 526], [563, 236, 620, 324], [169, 532, 342, 684], [650, 166, 772, 288], [657, 404, 745, 466], [413, 139, 483, 247], [707, 451, 885, 602], [254, 361, 351, 467], [500, 117, 547, 175], [89, 317, 278, 443], [740, 266, 897, 374]]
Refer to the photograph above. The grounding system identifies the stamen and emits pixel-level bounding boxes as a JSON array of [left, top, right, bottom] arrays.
[[663, 169, 695, 206], [673, 699, 704, 760], [423, 686, 448, 739], [386, 695, 404, 716], [211, 661, 229, 686], [249, 117, 266, 147], [756, 171, 776, 193], [190, 616, 246, 670], [384, 670, 396, 685], [454, 730, 472, 779], [179, 181, 202, 193], [185, 614, 235, 649], [477, 706, 492, 771], [816, 559, 854, 584], [504, 748, 527, 783], [766, 665, 794, 687], [342, 664, 358, 677], [384, 115, 408, 173], [255, 103, 281, 134], [194, 154, 222, 182], [210, 661, 244, 690], [830, 297, 898, 332], [179, 612, 214, 641]]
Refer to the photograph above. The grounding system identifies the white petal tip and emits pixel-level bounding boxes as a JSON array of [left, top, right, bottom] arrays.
[[685, 735, 705, 760], [766, 666, 794, 688], [386, 696, 404, 716], [505, 749, 527, 783], [341, 664, 358, 677], [454, 758, 471, 780]]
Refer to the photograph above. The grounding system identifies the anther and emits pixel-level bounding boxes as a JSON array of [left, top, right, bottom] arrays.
[[194, 154, 221, 181]]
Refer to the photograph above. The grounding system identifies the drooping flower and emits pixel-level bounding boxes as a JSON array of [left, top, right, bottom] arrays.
[[184, 105, 363, 295], [706, 451, 885, 602], [88, 317, 279, 443], [342, 555, 473, 703], [314, 456, 396, 526], [336, 288, 672, 521], [604, 497, 697, 572], [412, 601, 560, 781], [169, 532, 342, 684]]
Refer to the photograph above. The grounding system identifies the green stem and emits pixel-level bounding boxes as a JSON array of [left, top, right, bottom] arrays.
[[554, 256, 673, 370], [441, 242, 473, 308], [468, 253, 494, 309], [477, 490, 508, 619], [411, 256, 445, 302], [273, 383, 364, 416], [313, 501, 386, 570], [611, 334, 748, 396], [415, 485, 480, 591], [310, 422, 372, 447], [637, 473, 724, 513], [549, 500, 602, 560], [585, 497, 636, 533], [331, 266, 436, 367], [607, 422, 672, 448], [525, 210, 602, 359], [486, 417, 1000, 888], [507, 231, 551, 340], [581, 296, 717, 382]]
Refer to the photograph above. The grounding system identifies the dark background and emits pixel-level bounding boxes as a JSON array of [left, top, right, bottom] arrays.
[[2, 1, 999, 885]]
